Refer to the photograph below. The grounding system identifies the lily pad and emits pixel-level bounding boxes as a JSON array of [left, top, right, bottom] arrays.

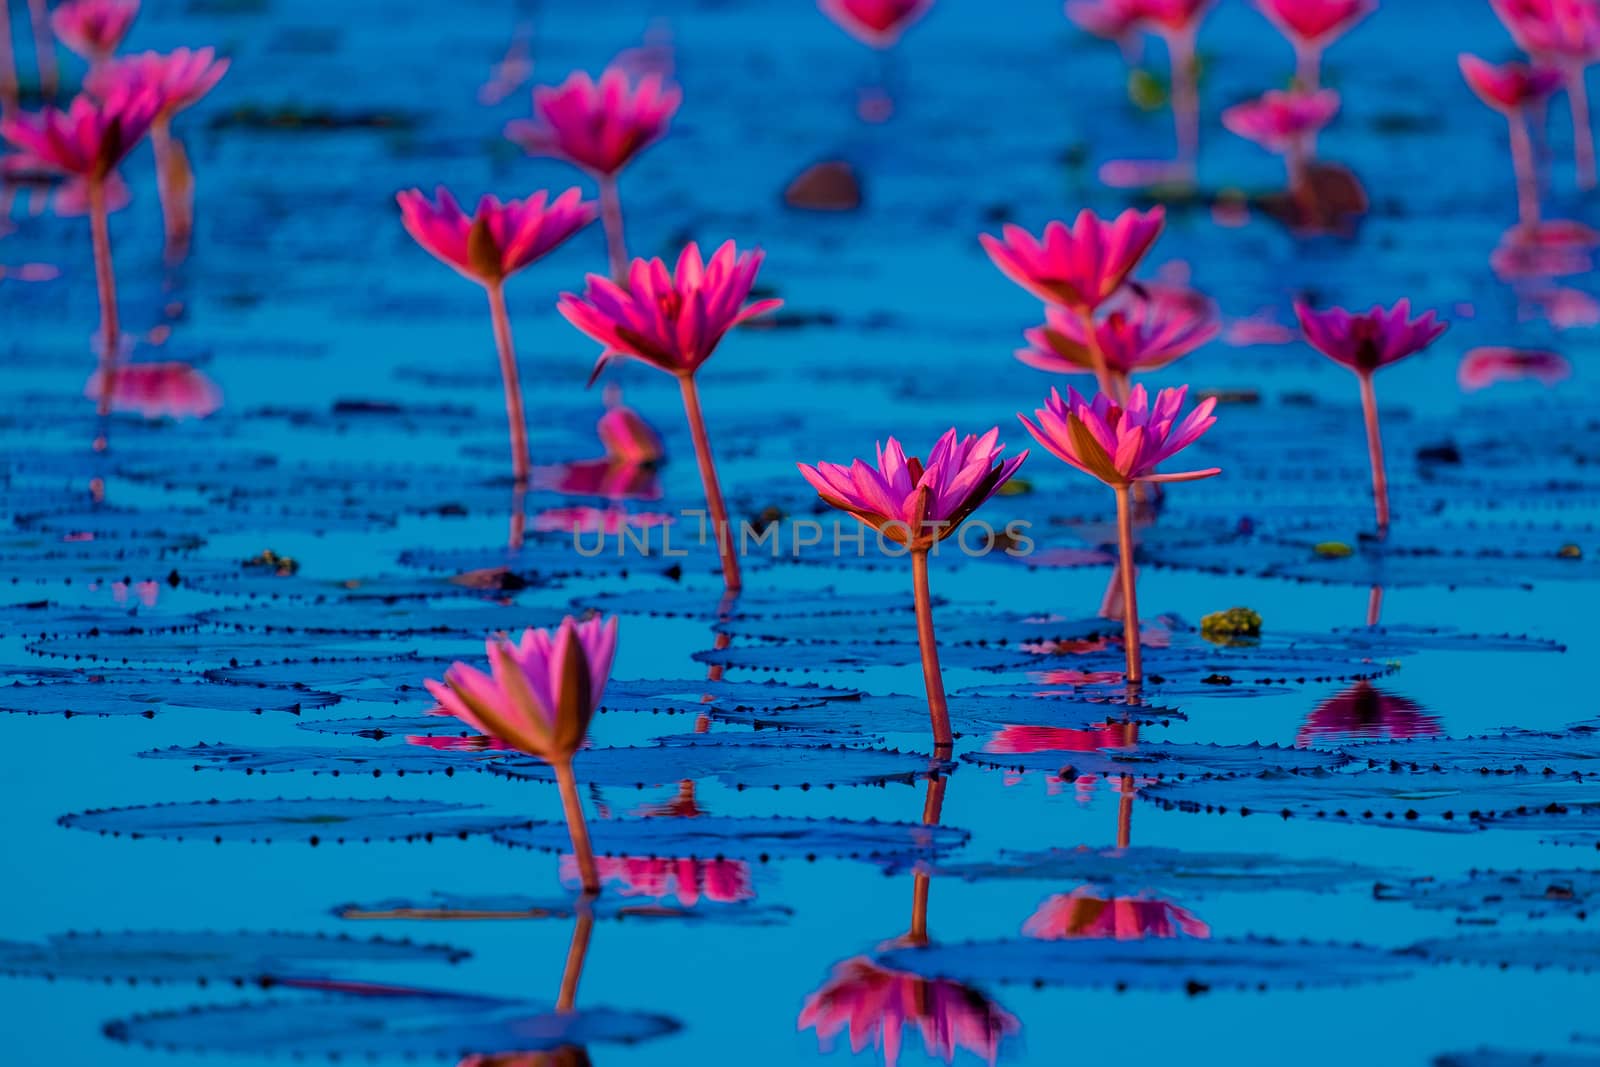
[[205, 658, 459, 703], [105, 991, 682, 1058], [597, 678, 861, 714], [0, 674, 340, 716], [335, 891, 794, 926], [1408, 930, 1600, 972], [965, 742, 1347, 782], [1345, 731, 1600, 778], [1375, 870, 1600, 921], [140, 741, 533, 778], [26, 632, 407, 668], [707, 691, 1181, 737], [494, 816, 969, 864], [0, 930, 467, 983], [59, 797, 525, 844], [693, 641, 1040, 673], [569, 586, 931, 621], [202, 601, 568, 636], [915, 846, 1384, 894]]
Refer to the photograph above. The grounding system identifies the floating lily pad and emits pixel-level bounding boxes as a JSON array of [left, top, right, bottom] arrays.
[[1408, 930, 1600, 972], [0, 930, 467, 983], [495, 816, 968, 864], [0, 674, 340, 716], [105, 991, 682, 1058], [59, 797, 525, 844], [202, 602, 568, 636], [878, 936, 1412, 992], [598, 678, 861, 714], [914, 846, 1384, 894], [140, 741, 533, 778], [335, 892, 794, 926], [569, 586, 931, 621], [398, 538, 717, 581], [1329, 625, 1566, 654], [0, 601, 204, 637], [26, 632, 408, 668], [1375, 870, 1600, 921], [965, 742, 1347, 782], [707, 691, 1181, 736], [693, 641, 1039, 673], [1345, 731, 1600, 778], [296, 714, 476, 739], [1432, 1049, 1600, 1066], [205, 658, 458, 703], [714, 610, 1119, 647]]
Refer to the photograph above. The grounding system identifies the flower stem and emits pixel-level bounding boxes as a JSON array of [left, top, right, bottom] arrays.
[[26, 0, 52, 100], [507, 480, 526, 550], [1509, 109, 1541, 231], [1076, 306, 1115, 398], [677, 373, 742, 592], [598, 173, 629, 283], [1117, 773, 1135, 848], [485, 281, 531, 487], [1366, 584, 1383, 627], [555, 901, 594, 1013], [1167, 27, 1200, 178], [1356, 371, 1389, 531], [87, 177, 120, 424], [1294, 42, 1321, 92], [1113, 484, 1143, 689], [911, 547, 953, 750], [1567, 63, 1596, 191], [553, 758, 600, 896], [0, 0, 18, 115], [150, 116, 193, 264]]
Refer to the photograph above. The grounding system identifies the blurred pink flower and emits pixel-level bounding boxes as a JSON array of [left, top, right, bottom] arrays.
[[1294, 299, 1447, 374], [52, 170, 130, 216], [559, 241, 781, 379], [1296, 683, 1441, 745], [86, 47, 229, 116], [1459, 53, 1564, 111], [50, 0, 138, 64], [507, 67, 680, 177], [1131, 0, 1214, 33], [396, 186, 595, 287], [0, 89, 160, 179], [800, 957, 1019, 1067], [798, 427, 1027, 550], [1019, 383, 1219, 489], [83, 361, 219, 418], [424, 616, 618, 763], [535, 458, 663, 501], [819, 0, 934, 47], [1253, 0, 1373, 48], [1066, 0, 1146, 41], [981, 207, 1165, 313], [560, 855, 754, 905], [1222, 88, 1339, 152], [596, 385, 664, 464], [1459, 346, 1570, 391], [1017, 297, 1218, 380], [1023, 888, 1211, 940], [1492, 0, 1600, 61]]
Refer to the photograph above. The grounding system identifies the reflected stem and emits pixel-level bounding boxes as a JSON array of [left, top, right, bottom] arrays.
[[1508, 108, 1541, 231], [598, 173, 629, 284], [508, 481, 526, 551], [1166, 27, 1199, 179], [1294, 42, 1321, 93], [1356, 371, 1389, 531], [908, 773, 947, 946], [1366, 585, 1383, 628], [554, 758, 600, 896], [150, 115, 192, 265], [26, 0, 52, 100], [87, 176, 119, 444], [485, 280, 531, 488], [678, 373, 742, 592], [911, 547, 953, 750], [555, 901, 595, 1014], [1113, 485, 1143, 689], [1566, 62, 1596, 191], [1116, 773, 1134, 848]]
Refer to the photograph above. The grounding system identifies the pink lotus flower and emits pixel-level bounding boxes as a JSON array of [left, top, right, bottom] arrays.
[[86, 47, 229, 116], [800, 429, 1025, 748], [0, 89, 159, 180], [561, 855, 755, 905], [1253, 0, 1373, 48], [397, 186, 595, 287], [1017, 297, 1218, 383], [819, 0, 933, 47], [1294, 299, 1447, 375], [1066, 0, 1146, 42], [1296, 683, 1441, 746], [1222, 88, 1339, 153], [981, 207, 1165, 314], [1023, 888, 1211, 940], [560, 241, 780, 379], [507, 67, 680, 178], [1492, 0, 1600, 61], [800, 958, 1019, 1067], [1296, 301, 1446, 530], [1134, 0, 1213, 32], [425, 616, 618, 894], [1459, 53, 1564, 111], [1019, 384, 1219, 489], [1458, 346, 1571, 391], [50, 0, 137, 64], [84, 360, 219, 418]]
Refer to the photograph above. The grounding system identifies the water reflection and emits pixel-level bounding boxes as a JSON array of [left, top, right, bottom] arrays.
[[1296, 682, 1440, 746], [800, 773, 1020, 1065], [1023, 889, 1209, 940], [559, 855, 755, 906]]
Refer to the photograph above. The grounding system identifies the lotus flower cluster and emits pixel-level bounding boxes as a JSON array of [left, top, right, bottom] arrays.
[[1491, 0, 1600, 189], [800, 429, 1026, 747], [1461, 54, 1565, 230], [427, 616, 618, 894], [1295, 300, 1447, 529]]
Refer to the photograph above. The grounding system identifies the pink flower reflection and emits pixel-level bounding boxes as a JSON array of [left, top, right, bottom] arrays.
[[531, 507, 672, 534], [800, 957, 1019, 1067], [532, 459, 662, 501], [1296, 682, 1441, 746], [1023, 887, 1210, 940], [559, 855, 754, 905], [83, 361, 220, 419], [986, 723, 1134, 754], [1459, 346, 1570, 391]]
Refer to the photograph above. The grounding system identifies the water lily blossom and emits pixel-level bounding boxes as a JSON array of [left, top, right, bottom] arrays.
[[799, 429, 1027, 747], [2, 87, 159, 425], [820, 0, 933, 47], [426, 616, 619, 894], [1253, 0, 1374, 87], [88, 48, 229, 262], [1020, 385, 1219, 686], [398, 186, 595, 486], [1223, 88, 1340, 202], [1295, 300, 1447, 529], [982, 207, 1166, 393], [562, 241, 778, 592], [1018, 291, 1218, 397], [51, 0, 137, 67], [1492, 0, 1600, 188], [508, 66, 681, 280], [1460, 54, 1564, 230]]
